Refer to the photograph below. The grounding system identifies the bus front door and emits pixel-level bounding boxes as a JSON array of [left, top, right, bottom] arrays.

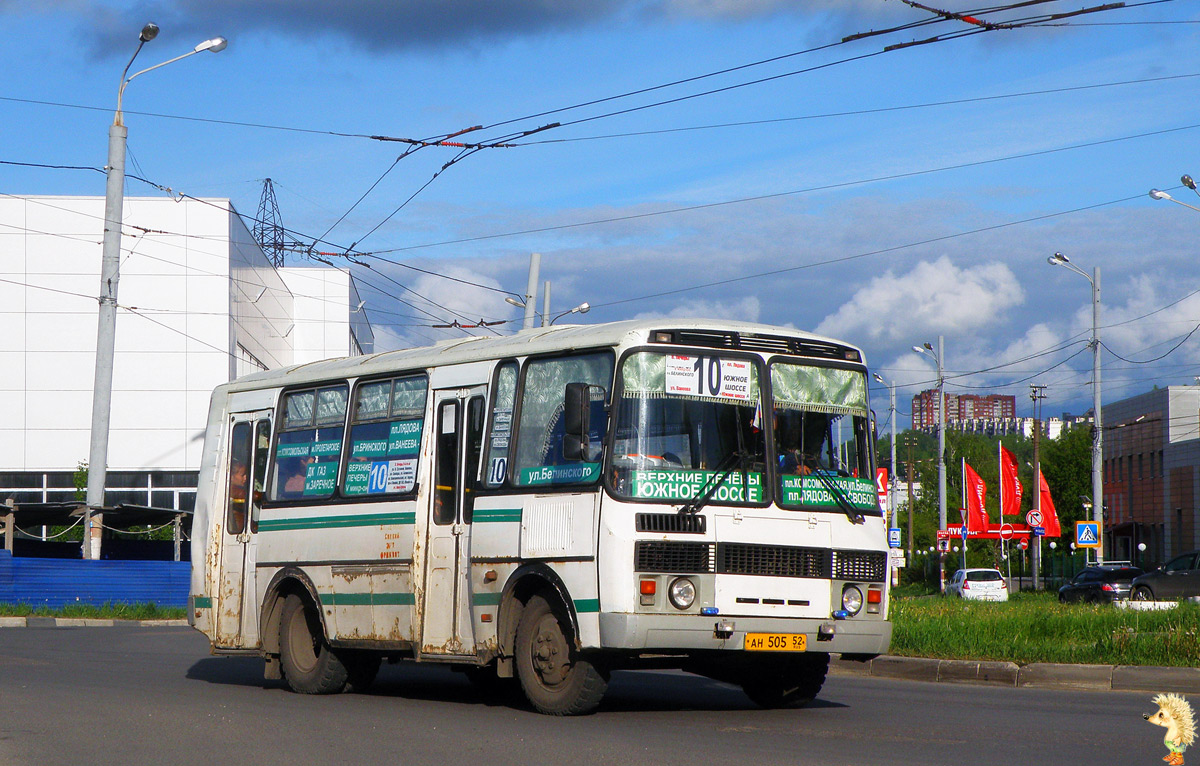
[[420, 388, 486, 657], [215, 412, 271, 649]]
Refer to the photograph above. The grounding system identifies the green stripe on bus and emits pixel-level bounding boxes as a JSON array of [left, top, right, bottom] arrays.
[[473, 507, 522, 523], [259, 511, 416, 532], [472, 592, 502, 606], [318, 592, 415, 606], [193, 596, 212, 608], [574, 598, 600, 613]]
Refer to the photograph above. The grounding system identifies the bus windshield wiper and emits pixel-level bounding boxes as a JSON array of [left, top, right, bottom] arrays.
[[678, 449, 749, 516], [807, 468, 865, 525]]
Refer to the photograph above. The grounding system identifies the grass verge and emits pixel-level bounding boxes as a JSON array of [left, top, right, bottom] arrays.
[[0, 602, 186, 621], [891, 591, 1200, 667]]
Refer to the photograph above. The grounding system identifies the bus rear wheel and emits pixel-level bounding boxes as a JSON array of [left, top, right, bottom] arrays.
[[741, 653, 829, 709], [515, 595, 608, 715], [279, 594, 350, 694]]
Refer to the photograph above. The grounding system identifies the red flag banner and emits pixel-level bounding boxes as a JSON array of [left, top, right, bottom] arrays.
[[1000, 446, 1023, 516], [1038, 473, 1061, 537], [964, 462, 989, 532]]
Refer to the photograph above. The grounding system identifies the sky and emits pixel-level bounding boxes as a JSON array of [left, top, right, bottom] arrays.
[[3, 0, 1199, 425]]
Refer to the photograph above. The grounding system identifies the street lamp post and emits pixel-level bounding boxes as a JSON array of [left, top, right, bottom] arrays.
[[913, 337, 946, 591], [873, 372, 899, 584], [1047, 251, 1103, 564], [549, 302, 590, 325], [85, 24, 226, 559], [1149, 176, 1200, 213], [872, 373, 898, 529]]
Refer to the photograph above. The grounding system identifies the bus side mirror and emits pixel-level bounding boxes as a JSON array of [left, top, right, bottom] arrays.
[[563, 382, 590, 461]]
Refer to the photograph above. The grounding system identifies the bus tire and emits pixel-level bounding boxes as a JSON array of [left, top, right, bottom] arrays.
[[741, 653, 829, 709], [515, 595, 607, 715], [279, 594, 349, 694]]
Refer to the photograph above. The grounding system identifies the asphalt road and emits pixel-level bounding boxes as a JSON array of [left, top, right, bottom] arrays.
[[0, 626, 1170, 766]]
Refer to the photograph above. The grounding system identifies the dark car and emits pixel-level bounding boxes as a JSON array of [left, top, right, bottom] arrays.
[[1131, 550, 1200, 601], [1057, 565, 1144, 603]]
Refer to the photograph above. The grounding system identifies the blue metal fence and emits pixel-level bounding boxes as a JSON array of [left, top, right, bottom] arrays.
[[0, 550, 189, 608]]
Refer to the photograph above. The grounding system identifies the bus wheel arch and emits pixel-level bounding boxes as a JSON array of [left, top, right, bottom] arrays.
[[260, 568, 326, 679], [496, 564, 580, 679]]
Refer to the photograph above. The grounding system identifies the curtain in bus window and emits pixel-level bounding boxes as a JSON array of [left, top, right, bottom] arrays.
[[272, 384, 348, 501], [513, 353, 612, 487], [769, 364, 867, 416], [343, 376, 427, 497], [483, 362, 518, 488]]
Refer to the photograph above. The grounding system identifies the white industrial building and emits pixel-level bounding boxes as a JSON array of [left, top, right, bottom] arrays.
[[0, 195, 372, 511]]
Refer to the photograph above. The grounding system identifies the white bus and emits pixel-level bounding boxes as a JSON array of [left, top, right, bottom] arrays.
[[190, 319, 891, 714]]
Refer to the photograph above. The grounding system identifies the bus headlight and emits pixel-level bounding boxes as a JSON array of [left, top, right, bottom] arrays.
[[841, 585, 864, 616], [668, 577, 696, 610]]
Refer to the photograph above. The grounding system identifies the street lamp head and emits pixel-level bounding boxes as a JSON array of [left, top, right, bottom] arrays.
[[576, 302, 590, 315], [139, 23, 159, 43], [195, 36, 228, 53], [1048, 251, 1069, 265], [504, 296, 526, 309], [1183, 174, 1196, 191], [910, 346, 923, 354], [872, 373, 885, 384], [1149, 189, 1172, 201], [923, 341, 933, 351]]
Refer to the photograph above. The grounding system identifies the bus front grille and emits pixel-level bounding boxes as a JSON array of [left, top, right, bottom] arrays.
[[717, 543, 830, 579], [634, 541, 714, 573], [635, 513, 706, 534], [832, 550, 888, 582], [633, 541, 888, 583]]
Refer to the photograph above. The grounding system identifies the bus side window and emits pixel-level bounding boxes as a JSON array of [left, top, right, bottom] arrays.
[[483, 361, 518, 488], [250, 419, 270, 532], [227, 422, 252, 535], [342, 375, 427, 498], [433, 401, 459, 525], [271, 385, 348, 501], [512, 352, 613, 488], [463, 395, 485, 523]]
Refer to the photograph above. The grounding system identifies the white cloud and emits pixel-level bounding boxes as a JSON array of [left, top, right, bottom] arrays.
[[633, 296, 762, 323], [814, 256, 1024, 344]]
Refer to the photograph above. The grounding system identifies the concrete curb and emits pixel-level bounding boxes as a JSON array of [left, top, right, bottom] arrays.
[[831, 655, 1200, 694], [0, 617, 187, 628]]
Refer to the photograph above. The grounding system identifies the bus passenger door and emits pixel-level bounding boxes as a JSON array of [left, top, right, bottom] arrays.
[[215, 412, 271, 648], [420, 388, 486, 657]]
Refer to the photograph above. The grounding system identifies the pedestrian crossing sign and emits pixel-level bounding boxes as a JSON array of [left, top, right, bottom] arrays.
[[1075, 521, 1100, 548]]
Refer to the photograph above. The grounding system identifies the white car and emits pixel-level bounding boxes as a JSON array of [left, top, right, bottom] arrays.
[[947, 568, 1009, 602]]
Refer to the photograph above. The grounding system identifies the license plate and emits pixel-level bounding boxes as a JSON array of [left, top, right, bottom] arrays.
[[744, 632, 807, 652]]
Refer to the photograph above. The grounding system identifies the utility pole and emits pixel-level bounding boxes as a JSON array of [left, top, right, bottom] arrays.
[[522, 253, 540, 330], [905, 436, 916, 563], [1030, 384, 1046, 590]]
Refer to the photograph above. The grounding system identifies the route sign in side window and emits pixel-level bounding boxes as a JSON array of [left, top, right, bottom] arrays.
[[513, 352, 613, 488], [342, 375, 428, 498], [270, 384, 348, 502], [483, 361, 517, 488]]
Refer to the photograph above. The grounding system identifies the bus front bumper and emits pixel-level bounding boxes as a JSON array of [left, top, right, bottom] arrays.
[[598, 612, 891, 656]]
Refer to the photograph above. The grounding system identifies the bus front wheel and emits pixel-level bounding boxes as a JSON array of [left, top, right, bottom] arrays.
[[741, 653, 829, 709], [279, 594, 350, 694], [515, 594, 608, 715]]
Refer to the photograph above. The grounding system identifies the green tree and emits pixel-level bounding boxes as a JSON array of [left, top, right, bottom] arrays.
[[1039, 423, 1092, 535]]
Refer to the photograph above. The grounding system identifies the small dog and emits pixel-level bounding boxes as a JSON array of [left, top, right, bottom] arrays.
[[1145, 693, 1196, 766]]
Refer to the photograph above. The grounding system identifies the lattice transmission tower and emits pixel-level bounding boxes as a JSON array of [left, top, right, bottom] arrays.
[[253, 178, 287, 268]]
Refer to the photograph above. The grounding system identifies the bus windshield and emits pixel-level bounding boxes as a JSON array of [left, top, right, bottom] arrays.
[[769, 361, 877, 515], [611, 351, 766, 505]]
